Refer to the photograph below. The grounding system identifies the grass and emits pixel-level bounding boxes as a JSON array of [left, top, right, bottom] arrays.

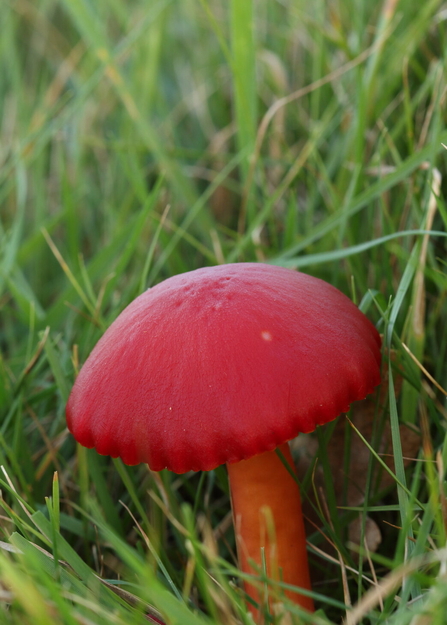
[[1, 0, 447, 622]]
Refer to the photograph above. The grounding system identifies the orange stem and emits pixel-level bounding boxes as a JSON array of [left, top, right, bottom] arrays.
[[227, 442, 314, 618]]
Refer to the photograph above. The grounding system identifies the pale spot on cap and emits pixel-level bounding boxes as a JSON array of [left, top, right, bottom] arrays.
[[261, 331, 273, 341]]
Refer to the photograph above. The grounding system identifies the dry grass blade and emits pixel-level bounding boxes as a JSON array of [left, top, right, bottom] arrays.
[[41, 228, 94, 314], [411, 166, 441, 339], [241, 27, 396, 214], [402, 343, 447, 397], [22, 326, 50, 378], [344, 548, 447, 625]]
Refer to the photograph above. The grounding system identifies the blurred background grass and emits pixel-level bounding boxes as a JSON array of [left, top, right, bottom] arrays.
[[1, 0, 447, 623]]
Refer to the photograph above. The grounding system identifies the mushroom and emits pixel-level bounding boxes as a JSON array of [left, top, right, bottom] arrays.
[[66, 263, 381, 618]]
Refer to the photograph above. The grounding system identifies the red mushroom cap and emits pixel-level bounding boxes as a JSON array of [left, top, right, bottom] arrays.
[[66, 263, 381, 473]]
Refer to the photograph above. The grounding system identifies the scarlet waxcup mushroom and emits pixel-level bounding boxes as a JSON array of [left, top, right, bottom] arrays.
[[66, 263, 381, 618]]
